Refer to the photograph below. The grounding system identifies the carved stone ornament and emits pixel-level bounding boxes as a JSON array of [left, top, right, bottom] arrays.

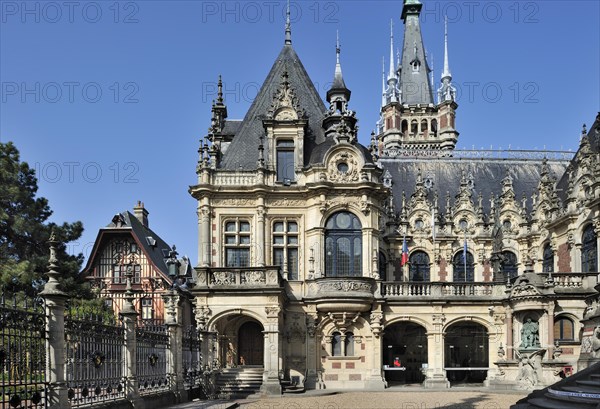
[[241, 270, 266, 285], [211, 271, 235, 285], [509, 283, 541, 298], [267, 71, 304, 120], [265, 306, 281, 318], [327, 151, 360, 183]]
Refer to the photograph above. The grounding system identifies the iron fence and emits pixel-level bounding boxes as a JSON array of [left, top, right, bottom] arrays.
[[136, 323, 169, 395], [0, 291, 47, 409], [64, 308, 125, 407], [182, 326, 201, 390]]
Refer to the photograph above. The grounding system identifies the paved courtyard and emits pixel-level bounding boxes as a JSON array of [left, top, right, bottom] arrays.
[[235, 390, 527, 409], [168, 390, 529, 409]]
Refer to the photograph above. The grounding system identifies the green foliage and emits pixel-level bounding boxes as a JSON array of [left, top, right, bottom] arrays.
[[0, 141, 91, 298]]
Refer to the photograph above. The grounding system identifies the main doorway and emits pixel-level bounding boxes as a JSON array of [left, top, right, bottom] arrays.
[[237, 321, 264, 366], [444, 322, 489, 385], [383, 322, 428, 384]]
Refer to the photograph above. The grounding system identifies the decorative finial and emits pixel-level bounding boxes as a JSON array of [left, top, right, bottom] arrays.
[[388, 19, 396, 80], [39, 229, 67, 297], [285, 0, 292, 45], [217, 75, 223, 104], [336, 30, 340, 64], [582, 123, 587, 135]]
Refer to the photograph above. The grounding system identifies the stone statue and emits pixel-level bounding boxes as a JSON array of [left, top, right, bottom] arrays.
[[226, 342, 236, 368], [515, 349, 544, 387], [591, 326, 600, 359], [520, 318, 540, 349]]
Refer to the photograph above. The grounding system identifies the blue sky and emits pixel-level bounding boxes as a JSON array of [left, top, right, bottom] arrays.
[[1, 0, 599, 265]]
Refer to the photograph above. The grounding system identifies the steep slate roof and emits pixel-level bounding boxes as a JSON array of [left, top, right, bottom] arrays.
[[400, 0, 434, 105], [221, 120, 242, 137], [82, 211, 190, 279], [381, 158, 569, 214], [556, 113, 600, 200], [220, 44, 328, 170]]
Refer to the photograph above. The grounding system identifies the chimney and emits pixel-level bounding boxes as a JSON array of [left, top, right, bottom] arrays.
[[133, 201, 149, 227]]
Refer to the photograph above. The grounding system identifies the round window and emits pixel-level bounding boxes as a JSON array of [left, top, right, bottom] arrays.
[[415, 219, 424, 229], [459, 219, 468, 230], [503, 220, 512, 230], [336, 213, 351, 229], [337, 162, 349, 173]]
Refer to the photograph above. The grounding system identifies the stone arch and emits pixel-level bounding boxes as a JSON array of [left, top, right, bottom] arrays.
[[384, 316, 432, 333], [443, 319, 490, 384], [383, 320, 429, 384], [207, 308, 265, 332]]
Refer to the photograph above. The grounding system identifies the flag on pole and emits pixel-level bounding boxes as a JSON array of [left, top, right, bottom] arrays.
[[401, 236, 409, 266], [463, 234, 467, 263]]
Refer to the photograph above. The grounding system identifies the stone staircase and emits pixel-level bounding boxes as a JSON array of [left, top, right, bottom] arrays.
[[512, 362, 600, 408], [216, 366, 264, 399]]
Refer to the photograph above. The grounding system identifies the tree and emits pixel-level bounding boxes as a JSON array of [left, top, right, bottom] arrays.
[[0, 141, 91, 298]]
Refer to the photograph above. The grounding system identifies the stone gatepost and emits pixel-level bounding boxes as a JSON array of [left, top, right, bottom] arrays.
[[164, 290, 184, 402], [262, 306, 282, 395], [304, 313, 318, 389], [39, 232, 70, 409], [120, 264, 144, 409]]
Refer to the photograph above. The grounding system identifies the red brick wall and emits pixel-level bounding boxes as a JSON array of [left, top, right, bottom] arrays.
[[483, 260, 491, 281], [439, 258, 447, 281], [557, 243, 571, 272]]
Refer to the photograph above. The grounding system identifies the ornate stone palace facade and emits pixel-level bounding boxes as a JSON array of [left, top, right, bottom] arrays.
[[186, 0, 600, 393], [86, 0, 600, 393]]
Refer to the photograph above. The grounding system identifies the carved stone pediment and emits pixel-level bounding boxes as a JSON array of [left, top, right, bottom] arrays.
[[509, 283, 541, 298], [327, 151, 360, 183], [266, 71, 304, 120]]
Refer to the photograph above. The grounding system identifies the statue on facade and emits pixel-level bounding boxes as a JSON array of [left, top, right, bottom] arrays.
[[515, 349, 544, 387], [520, 318, 540, 349], [226, 342, 236, 368]]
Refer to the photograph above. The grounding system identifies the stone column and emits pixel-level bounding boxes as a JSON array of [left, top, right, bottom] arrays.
[[39, 233, 69, 409], [365, 311, 385, 389], [164, 291, 184, 402], [506, 310, 514, 360], [424, 315, 449, 388], [262, 306, 282, 395], [546, 303, 555, 358], [304, 314, 318, 389], [257, 199, 266, 267], [199, 201, 211, 267], [121, 266, 144, 408]]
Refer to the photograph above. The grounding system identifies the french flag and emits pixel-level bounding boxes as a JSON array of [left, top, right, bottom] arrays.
[[401, 236, 409, 266]]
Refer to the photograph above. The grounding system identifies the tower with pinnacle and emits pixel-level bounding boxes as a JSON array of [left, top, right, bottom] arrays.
[[376, 0, 459, 153]]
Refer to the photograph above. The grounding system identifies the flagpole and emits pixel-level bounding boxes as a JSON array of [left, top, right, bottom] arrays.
[[464, 232, 467, 280]]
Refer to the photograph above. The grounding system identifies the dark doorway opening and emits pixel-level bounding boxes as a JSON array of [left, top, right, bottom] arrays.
[[383, 322, 428, 385], [444, 322, 489, 385], [238, 321, 264, 366]]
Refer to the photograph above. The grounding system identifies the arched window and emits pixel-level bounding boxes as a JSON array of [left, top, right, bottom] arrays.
[[325, 212, 362, 277], [582, 225, 598, 272], [411, 120, 418, 135], [501, 251, 518, 280], [345, 332, 355, 356], [453, 251, 474, 282], [421, 119, 428, 136], [554, 317, 575, 341], [331, 332, 342, 356], [543, 243, 554, 273], [409, 251, 430, 281], [402, 120, 408, 136], [431, 119, 438, 136], [378, 251, 387, 279]]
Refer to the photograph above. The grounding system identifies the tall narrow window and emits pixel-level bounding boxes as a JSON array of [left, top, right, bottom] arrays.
[[453, 251, 474, 282], [402, 120, 408, 136], [554, 317, 574, 341], [409, 251, 430, 281], [378, 251, 387, 280], [272, 220, 299, 280], [276, 140, 295, 183], [582, 225, 598, 272], [501, 251, 518, 280], [543, 244, 554, 273], [332, 332, 342, 356], [411, 120, 418, 135], [325, 212, 362, 277], [141, 298, 153, 320], [224, 220, 251, 267], [345, 332, 355, 356], [431, 119, 438, 136]]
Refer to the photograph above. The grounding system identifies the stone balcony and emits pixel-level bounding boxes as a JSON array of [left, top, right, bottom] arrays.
[[380, 282, 506, 300], [305, 277, 377, 312], [540, 272, 598, 293], [193, 266, 282, 290]]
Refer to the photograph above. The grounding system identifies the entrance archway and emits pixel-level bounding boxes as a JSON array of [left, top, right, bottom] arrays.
[[237, 321, 264, 366], [444, 322, 489, 384], [383, 322, 428, 384]]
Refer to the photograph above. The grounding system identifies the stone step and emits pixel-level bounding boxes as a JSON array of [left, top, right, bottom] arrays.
[[590, 374, 600, 380], [527, 397, 596, 409], [561, 385, 600, 395], [575, 379, 600, 388], [544, 389, 600, 405]]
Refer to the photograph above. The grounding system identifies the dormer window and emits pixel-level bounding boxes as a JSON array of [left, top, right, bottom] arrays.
[[276, 140, 295, 183], [410, 59, 421, 72]]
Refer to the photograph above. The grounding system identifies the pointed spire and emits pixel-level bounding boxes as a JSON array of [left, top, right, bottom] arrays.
[[441, 15, 452, 80], [381, 56, 386, 107], [388, 19, 396, 81], [331, 30, 347, 90], [284, 0, 292, 45]]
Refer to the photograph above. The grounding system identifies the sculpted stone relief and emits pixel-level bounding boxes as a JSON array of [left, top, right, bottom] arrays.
[[327, 151, 360, 183]]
